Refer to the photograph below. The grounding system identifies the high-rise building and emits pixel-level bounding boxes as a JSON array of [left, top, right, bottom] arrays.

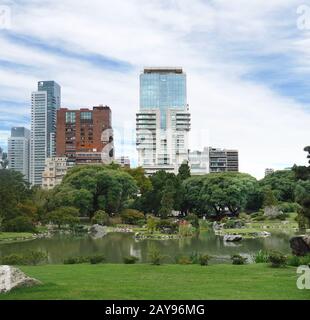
[[30, 81, 61, 186], [115, 156, 131, 168], [42, 157, 69, 190], [136, 67, 190, 175], [188, 147, 209, 175], [56, 106, 114, 165], [8, 127, 30, 181], [209, 147, 239, 173]]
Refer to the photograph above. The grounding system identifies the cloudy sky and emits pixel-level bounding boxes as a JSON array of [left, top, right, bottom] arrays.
[[0, 0, 309, 178]]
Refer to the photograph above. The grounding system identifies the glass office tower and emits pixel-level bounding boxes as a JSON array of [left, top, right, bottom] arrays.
[[137, 67, 190, 175], [30, 81, 61, 186]]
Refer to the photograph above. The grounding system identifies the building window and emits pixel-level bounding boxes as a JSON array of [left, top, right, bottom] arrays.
[[80, 112, 92, 121], [66, 112, 76, 123]]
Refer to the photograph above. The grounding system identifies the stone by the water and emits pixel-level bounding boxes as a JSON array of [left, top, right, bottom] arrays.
[[290, 236, 310, 256], [223, 234, 243, 242], [0, 265, 41, 293]]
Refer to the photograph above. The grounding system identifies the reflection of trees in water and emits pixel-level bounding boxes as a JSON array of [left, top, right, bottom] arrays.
[[0, 231, 293, 263]]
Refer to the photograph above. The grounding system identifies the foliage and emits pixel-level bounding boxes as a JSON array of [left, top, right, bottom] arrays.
[[2, 216, 36, 232], [185, 213, 199, 229], [278, 202, 302, 213], [52, 165, 138, 219], [146, 216, 158, 233], [252, 250, 270, 263], [287, 254, 310, 267], [260, 170, 296, 202], [121, 209, 145, 225], [199, 254, 211, 266], [89, 254, 106, 264], [91, 210, 110, 226], [0, 250, 47, 265], [178, 161, 191, 180], [47, 206, 79, 229], [176, 255, 192, 265], [156, 219, 178, 234], [263, 188, 278, 207], [231, 254, 247, 265], [63, 256, 90, 264], [148, 246, 167, 265], [268, 251, 287, 268], [123, 255, 139, 264], [178, 220, 195, 237]]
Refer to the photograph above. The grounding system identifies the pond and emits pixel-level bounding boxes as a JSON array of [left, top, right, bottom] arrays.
[[0, 230, 296, 264]]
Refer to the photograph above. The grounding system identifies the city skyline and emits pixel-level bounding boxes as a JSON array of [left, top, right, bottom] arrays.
[[0, 1, 310, 179]]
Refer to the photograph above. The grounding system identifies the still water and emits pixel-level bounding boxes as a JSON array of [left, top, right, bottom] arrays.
[[0, 231, 294, 264]]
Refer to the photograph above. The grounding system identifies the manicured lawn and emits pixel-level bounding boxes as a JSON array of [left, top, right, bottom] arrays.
[[0, 232, 34, 242], [0, 264, 309, 300]]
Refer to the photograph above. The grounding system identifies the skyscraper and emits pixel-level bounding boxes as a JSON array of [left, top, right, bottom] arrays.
[[136, 67, 190, 175], [56, 106, 113, 165], [30, 81, 61, 186], [8, 127, 30, 181]]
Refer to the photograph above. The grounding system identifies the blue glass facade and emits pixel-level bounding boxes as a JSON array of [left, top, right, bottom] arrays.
[[140, 70, 186, 128]]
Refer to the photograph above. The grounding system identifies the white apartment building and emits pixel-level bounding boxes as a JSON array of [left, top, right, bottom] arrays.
[[188, 147, 209, 175]]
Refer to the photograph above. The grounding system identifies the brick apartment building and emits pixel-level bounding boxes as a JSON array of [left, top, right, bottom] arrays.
[[56, 106, 114, 165]]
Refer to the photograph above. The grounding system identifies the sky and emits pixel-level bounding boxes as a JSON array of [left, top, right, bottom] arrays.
[[0, 0, 309, 179]]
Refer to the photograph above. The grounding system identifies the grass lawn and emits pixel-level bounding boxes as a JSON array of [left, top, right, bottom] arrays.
[[0, 232, 35, 242], [0, 263, 309, 300]]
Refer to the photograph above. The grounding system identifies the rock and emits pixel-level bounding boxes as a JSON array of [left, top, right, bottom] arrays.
[[0, 265, 41, 293], [89, 224, 107, 239], [290, 236, 310, 256], [264, 206, 283, 218], [223, 234, 243, 242], [253, 231, 271, 237]]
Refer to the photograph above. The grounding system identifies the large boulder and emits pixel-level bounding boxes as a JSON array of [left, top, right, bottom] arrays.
[[290, 236, 310, 256], [223, 234, 243, 242], [0, 265, 41, 293], [213, 221, 225, 231], [89, 224, 108, 239]]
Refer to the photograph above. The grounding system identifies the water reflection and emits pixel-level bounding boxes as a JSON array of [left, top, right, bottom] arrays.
[[0, 231, 294, 264]]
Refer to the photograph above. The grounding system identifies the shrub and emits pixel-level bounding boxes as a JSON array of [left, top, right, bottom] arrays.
[[268, 251, 287, 268], [253, 250, 270, 263], [278, 202, 302, 213], [109, 215, 122, 226], [185, 213, 199, 229], [287, 255, 301, 267], [123, 255, 139, 264], [176, 255, 192, 265], [89, 254, 105, 264], [224, 219, 245, 229], [121, 209, 145, 225], [231, 254, 247, 265], [189, 251, 200, 264], [91, 210, 110, 226], [0, 253, 25, 265], [179, 221, 195, 237], [199, 254, 211, 266], [23, 250, 47, 265], [0, 251, 47, 265], [148, 246, 167, 265], [156, 219, 178, 234], [2, 216, 36, 232], [63, 256, 90, 264]]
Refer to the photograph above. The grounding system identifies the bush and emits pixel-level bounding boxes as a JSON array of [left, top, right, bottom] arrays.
[[148, 246, 167, 265], [156, 219, 178, 234], [63, 256, 90, 264], [121, 209, 145, 225], [253, 250, 270, 263], [109, 215, 122, 226], [199, 254, 211, 266], [91, 210, 110, 226], [123, 255, 139, 264], [224, 219, 245, 229], [185, 213, 199, 229], [0, 250, 47, 265], [0, 253, 25, 265], [189, 251, 200, 264], [2, 216, 36, 232], [278, 202, 302, 213], [89, 254, 105, 264], [287, 255, 301, 267], [268, 251, 287, 268], [176, 255, 192, 265], [23, 250, 48, 265], [231, 254, 247, 265]]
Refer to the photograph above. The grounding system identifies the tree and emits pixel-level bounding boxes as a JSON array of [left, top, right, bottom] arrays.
[[0, 147, 8, 169], [263, 188, 278, 207], [304, 146, 310, 164], [178, 161, 191, 180], [159, 188, 174, 218], [47, 206, 79, 229], [51, 165, 138, 219], [259, 170, 296, 202]]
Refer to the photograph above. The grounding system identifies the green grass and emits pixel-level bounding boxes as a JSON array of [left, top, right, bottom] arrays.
[[0, 232, 35, 242], [0, 264, 309, 300]]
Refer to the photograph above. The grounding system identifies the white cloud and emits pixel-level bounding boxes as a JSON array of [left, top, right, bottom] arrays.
[[0, 0, 309, 178]]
